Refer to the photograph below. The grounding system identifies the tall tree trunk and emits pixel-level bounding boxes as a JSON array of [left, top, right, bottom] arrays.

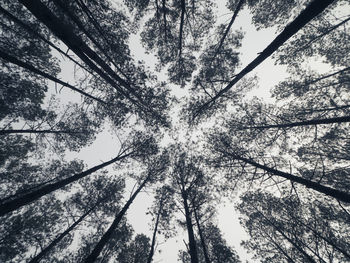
[[84, 176, 150, 263], [0, 49, 106, 104], [0, 4, 91, 74], [162, 0, 167, 42], [0, 129, 82, 135], [194, 0, 335, 119], [29, 202, 99, 263], [193, 205, 210, 263], [182, 192, 199, 263], [258, 210, 317, 263], [178, 0, 186, 57], [147, 198, 164, 263], [19, 0, 152, 115], [0, 151, 133, 217], [242, 115, 350, 130], [212, 0, 245, 59], [223, 152, 350, 203]]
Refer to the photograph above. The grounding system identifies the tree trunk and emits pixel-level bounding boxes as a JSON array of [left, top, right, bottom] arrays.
[[84, 176, 150, 263], [147, 198, 163, 263], [258, 210, 317, 263], [194, 0, 335, 119], [178, 0, 186, 57], [182, 192, 199, 263], [29, 202, 99, 263], [162, 0, 167, 42], [212, 0, 244, 59], [0, 49, 106, 104], [0, 151, 133, 217], [242, 115, 350, 130], [225, 152, 350, 203], [0, 129, 82, 135], [193, 206, 210, 263], [19, 0, 151, 114]]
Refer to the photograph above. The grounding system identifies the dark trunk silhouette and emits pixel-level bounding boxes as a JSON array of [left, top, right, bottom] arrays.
[[0, 4, 90, 74], [0, 49, 106, 104], [182, 192, 199, 263], [223, 152, 350, 203], [147, 198, 164, 263], [242, 115, 350, 130], [0, 151, 133, 217], [212, 0, 245, 59], [19, 0, 152, 115], [193, 205, 210, 263], [29, 202, 100, 263], [194, 0, 335, 119], [178, 0, 185, 57], [84, 176, 150, 263], [162, 0, 167, 42], [0, 129, 83, 135], [258, 210, 317, 263]]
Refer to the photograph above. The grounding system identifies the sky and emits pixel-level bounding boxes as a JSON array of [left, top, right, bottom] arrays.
[[45, 1, 298, 262]]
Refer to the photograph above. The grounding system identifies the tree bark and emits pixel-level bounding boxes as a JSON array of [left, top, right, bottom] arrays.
[[182, 192, 199, 263], [147, 198, 164, 263], [178, 0, 186, 57], [0, 129, 82, 135], [84, 176, 150, 263], [224, 152, 350, 203], [193, 205, 210, 263], [29, 202, 99, 263], [0, 49, 106, 104], [194, 0, 335, 119], [242, 115, 350, 130], [0, 151, 133, 217], [212, 0, 245, 59]]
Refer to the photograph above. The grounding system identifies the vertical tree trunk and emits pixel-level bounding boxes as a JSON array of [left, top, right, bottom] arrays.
[[242, 115, 350, 130], [0, 50, 105, 104], [194, 0, 335, 118], [225, 152, 350, 203], [147, 198, 164, 263], [178, 0, 186, 57], [0, 151, 133, 217], [84, 176, 150, 263], [193, 206, 210, 263], [182, 192, 199, 263], [29, 202, 99, 263], [212, 0, 245, 59]]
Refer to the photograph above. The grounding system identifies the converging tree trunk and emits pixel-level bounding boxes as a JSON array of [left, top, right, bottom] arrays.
[[224, 152, 350, 203], [147, 198, 164, 263], [193, 205, 210, 263], [84, 175, 150, 263], [242, 115, 350, 130], [194, 0, 335, 118], [182, 192, 199, 263], [29, 201, 100, 263], [0, 151, 133, 217]]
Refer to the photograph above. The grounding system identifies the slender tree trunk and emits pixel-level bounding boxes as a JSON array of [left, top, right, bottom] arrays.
[[162, 0, 167, 42], [0, 49, 106, 104], [147, 198, 164, 263], [29, 203, 99, 263], [258, 210, 317, 263], [19, 0, 150, 114], [0, 151, 133, 217], [264, 231, 297, 263], [223, 152, 350, 203], [212, 0, 245, 59], [194, 0, 335, 119], [242, 115, 350, 130], [178, 0, 186, 57], [0, 4, 91, 74], [193, 206, 210, 263], [84, 176, 150, 263], [182, 192, 199, 263], [293, 215, 350, 260], [0, 129, 82, 135]]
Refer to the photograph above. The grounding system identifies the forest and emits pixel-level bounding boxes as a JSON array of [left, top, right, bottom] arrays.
[[0, 0, 349, 262]]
